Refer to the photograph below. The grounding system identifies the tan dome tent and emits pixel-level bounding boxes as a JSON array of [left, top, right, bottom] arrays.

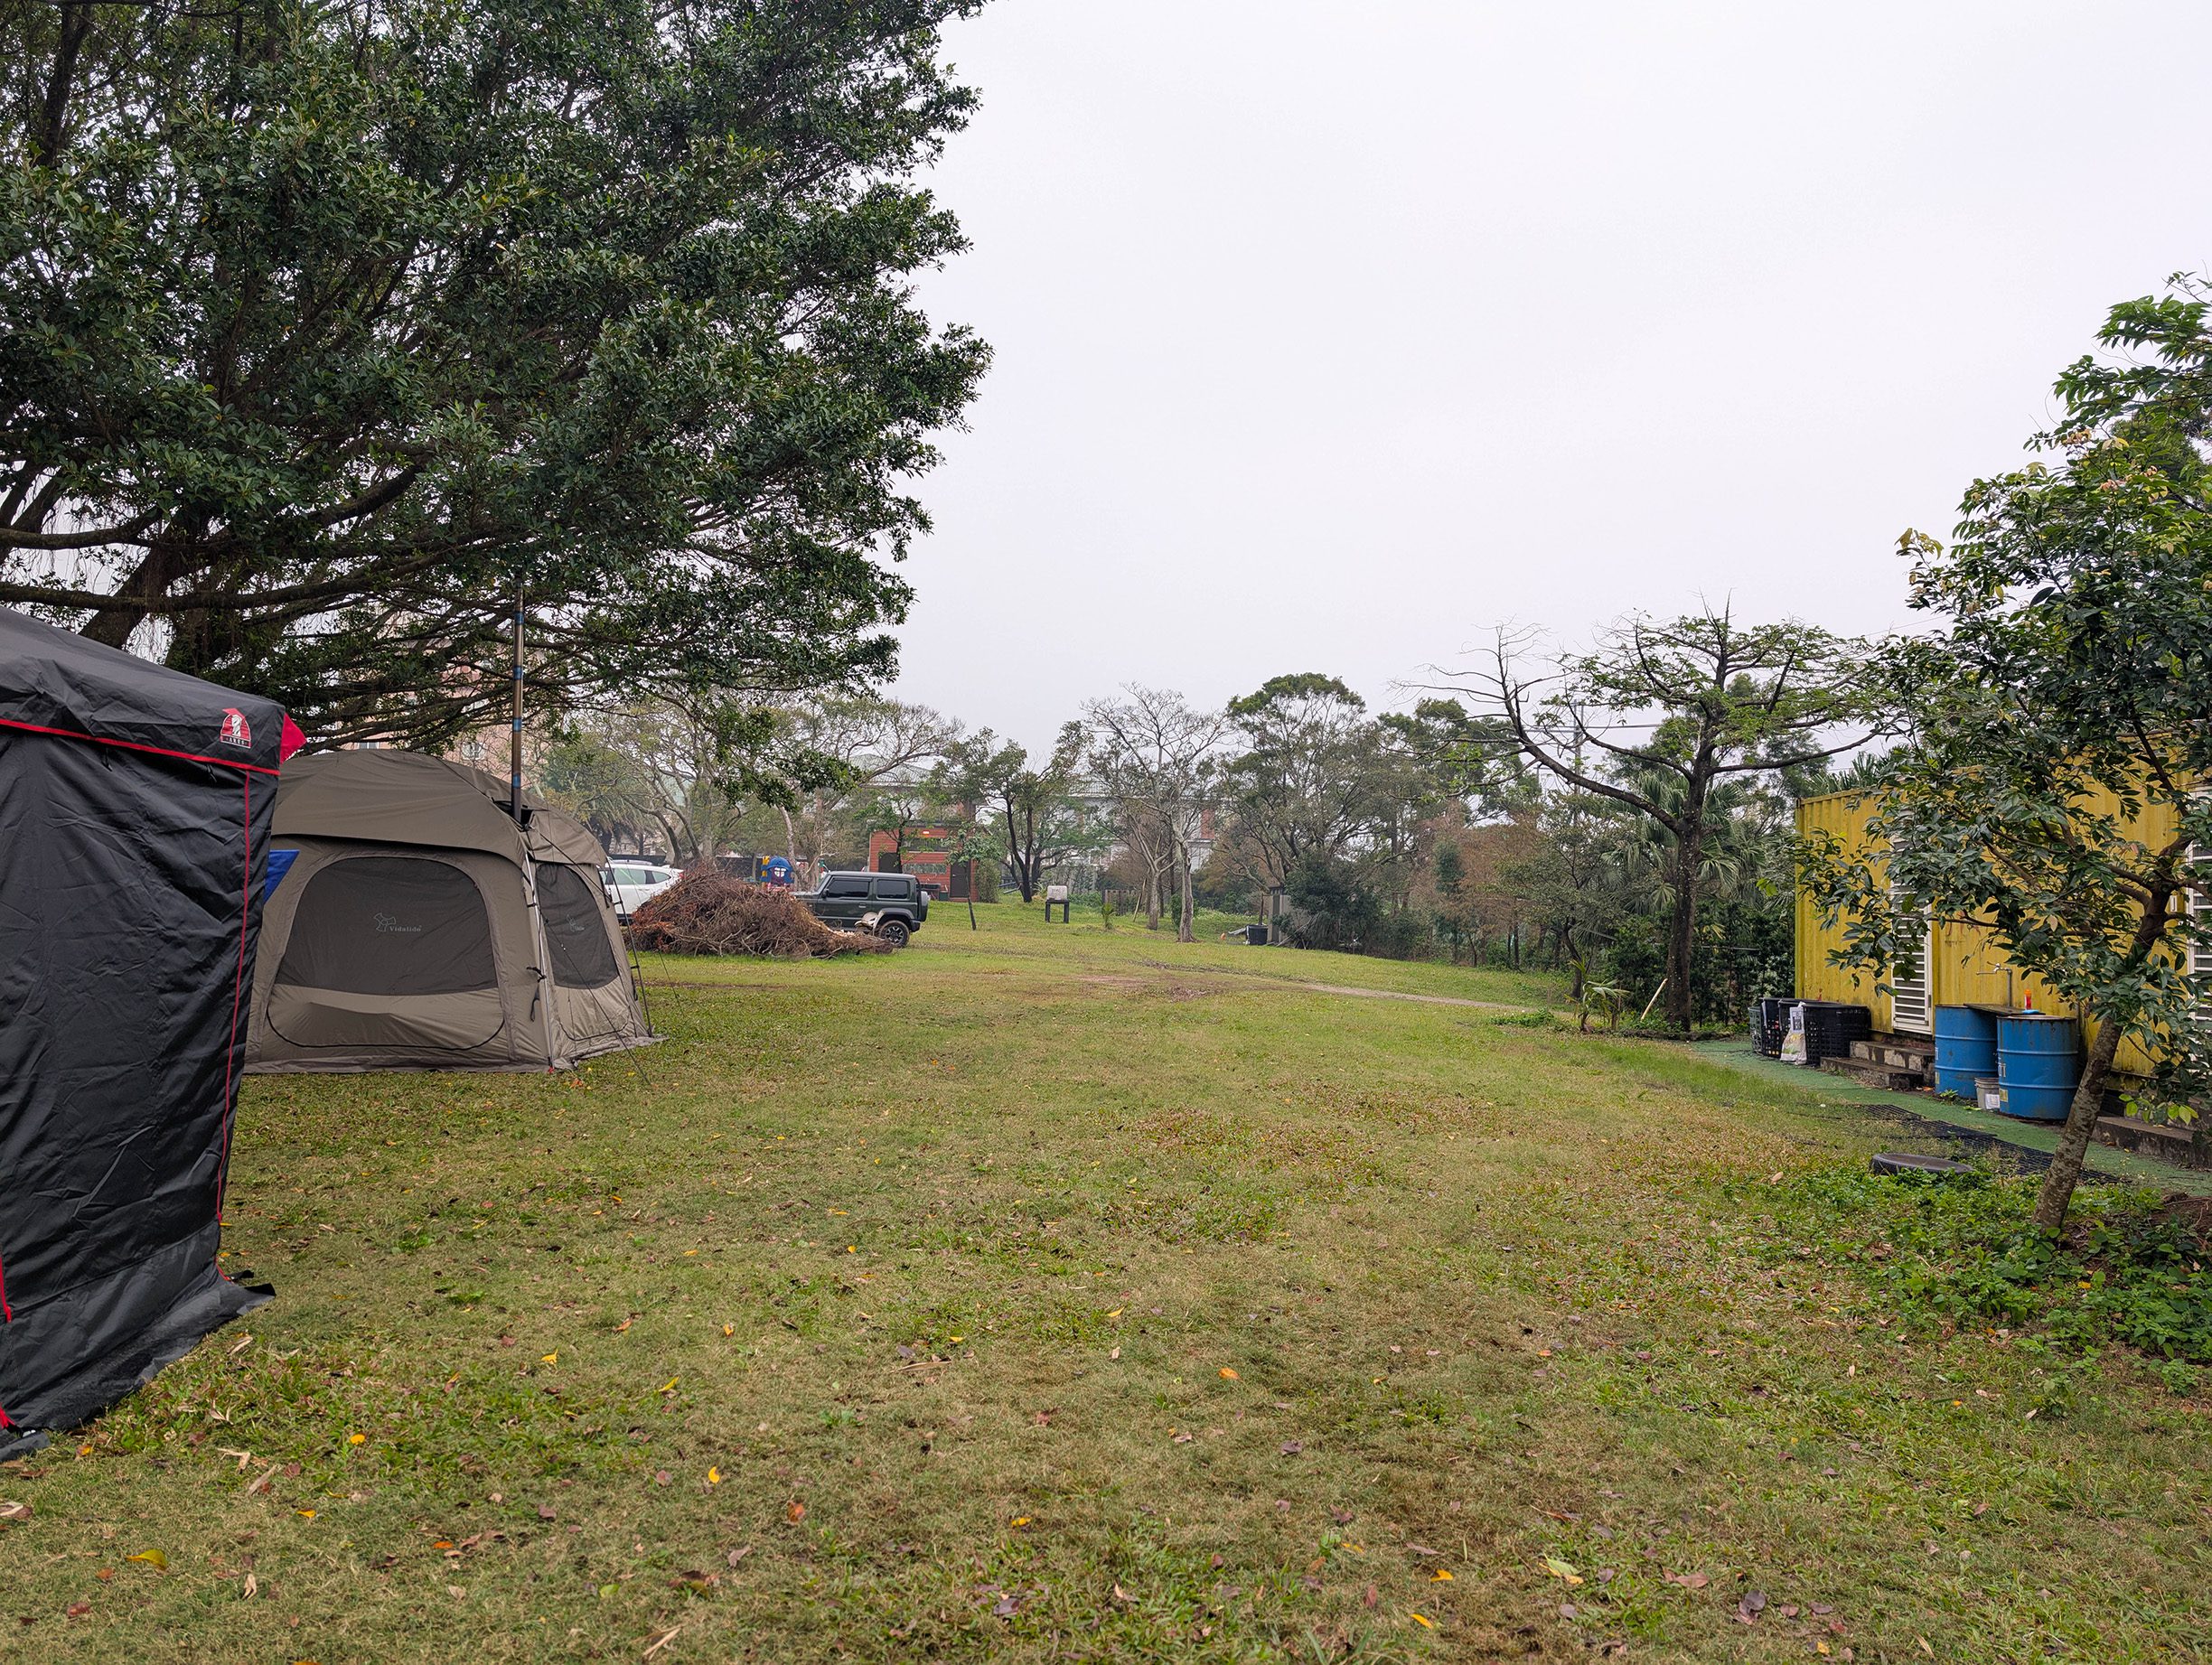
[[245, 751, 653, 1073]]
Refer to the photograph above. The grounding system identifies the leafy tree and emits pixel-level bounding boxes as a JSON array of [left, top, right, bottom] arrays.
[[1802, 283, 2212, 1231], [1, 0, 989, 744], [930, 727, 1099, 904], [1501, 788, 1624, 994], [1223, 675, 1389, 882], [1465, 611, 1873, 1033]]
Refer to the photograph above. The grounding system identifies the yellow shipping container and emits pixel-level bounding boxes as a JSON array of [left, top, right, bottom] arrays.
[[1794, 788, 2180, 1078]]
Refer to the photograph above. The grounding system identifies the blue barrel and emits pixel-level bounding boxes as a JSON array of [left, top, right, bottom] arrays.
[[1996, 1014, 2080, 1121], [1932, 1006, 1998, 1099]]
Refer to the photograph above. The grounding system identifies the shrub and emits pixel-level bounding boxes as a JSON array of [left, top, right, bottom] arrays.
[[1757, 1165, 2212, 1367]]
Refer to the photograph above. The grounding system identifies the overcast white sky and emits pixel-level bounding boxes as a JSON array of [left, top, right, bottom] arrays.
[[891, 1, 2211, 749]]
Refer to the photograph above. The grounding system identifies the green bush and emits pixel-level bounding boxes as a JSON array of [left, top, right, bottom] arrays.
[[1758, 1165, 2212, 1367]]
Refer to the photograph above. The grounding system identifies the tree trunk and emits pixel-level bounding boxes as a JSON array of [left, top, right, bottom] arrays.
[[2031, 1014, 2125, 1236], [1176, 845, 1195, 944], [2030, 889, 2173, 1233], [1666, 815, 1704, 1034], [1146, 863, 1162, 931]]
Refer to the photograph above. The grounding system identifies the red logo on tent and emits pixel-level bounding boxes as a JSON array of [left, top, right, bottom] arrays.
[[217, 708, 252, 749]]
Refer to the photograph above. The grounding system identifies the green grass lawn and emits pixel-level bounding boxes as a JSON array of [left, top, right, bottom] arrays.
[[5, 902, 2209, 1662]]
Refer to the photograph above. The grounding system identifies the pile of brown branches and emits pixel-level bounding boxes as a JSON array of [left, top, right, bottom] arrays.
[[626, 872, 889, 958]]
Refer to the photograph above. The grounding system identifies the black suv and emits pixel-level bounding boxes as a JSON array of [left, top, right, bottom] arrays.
[[800, 871, 928, 947]]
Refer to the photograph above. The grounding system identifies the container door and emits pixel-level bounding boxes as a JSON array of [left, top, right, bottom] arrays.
[[1889, 895, 1933, 1034]]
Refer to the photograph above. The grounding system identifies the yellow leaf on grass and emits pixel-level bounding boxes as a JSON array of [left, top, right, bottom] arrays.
[[1011, 1516, 1031, 1527], [295, 1511, 315, 1520], [661, 1379, 679, 1393], [708, 1467, 722, 1485], [1431, 1568, 1452, 1582], [540, 1352, 558, 1365], [722, 1324, 735, 1336], [1410, 1613, 1434, 1628], [126, 1550, 167, 1570], [348, 1434, 366, 1445], [1543, 1557, 1583, 1586], [1105, 1309, 1123, 1318], [1219, 1368, 1239, 1380]]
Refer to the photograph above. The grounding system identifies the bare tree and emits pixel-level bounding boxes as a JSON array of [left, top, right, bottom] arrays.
[[1452, 609, 1874, 1032], [1081, 687, 1227, 942], [779, 697, 962, 878]]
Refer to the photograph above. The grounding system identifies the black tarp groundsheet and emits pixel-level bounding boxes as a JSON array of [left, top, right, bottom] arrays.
[[0, 608, 288, 1451]]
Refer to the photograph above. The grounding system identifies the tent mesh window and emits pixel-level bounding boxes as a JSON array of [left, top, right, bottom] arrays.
[[539, 864, 623, 988], [274, 857, 499, 994]]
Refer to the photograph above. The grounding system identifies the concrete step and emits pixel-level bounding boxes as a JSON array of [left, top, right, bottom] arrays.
[[1851, 1034, 1936, 1071], [1821, 1055, 1929, 1092], [2095, 1115, 2210, 1172]]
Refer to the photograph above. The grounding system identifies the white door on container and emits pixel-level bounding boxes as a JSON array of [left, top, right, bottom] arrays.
[[1889, 897, 1933, 1034]]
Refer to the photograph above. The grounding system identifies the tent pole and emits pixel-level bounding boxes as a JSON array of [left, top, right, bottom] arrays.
[[510, 588, 524, 823]]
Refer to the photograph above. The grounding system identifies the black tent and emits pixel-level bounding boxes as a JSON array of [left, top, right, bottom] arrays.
[[0, 608, 292, 1452]]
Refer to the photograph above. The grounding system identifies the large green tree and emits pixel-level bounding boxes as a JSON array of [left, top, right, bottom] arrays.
[[1802, 284, 2212, 1231], [2, 0, 989, 744]]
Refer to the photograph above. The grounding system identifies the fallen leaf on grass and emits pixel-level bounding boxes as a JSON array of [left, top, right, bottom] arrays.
[[65, 1602, 90, 1620], [707, 1468, 722, 1486], [1918, 1641, 1933, 1658], [539, 1353, 557, 1365], [1361, 1584, 1379, 1609], [642, 1625, 683, 1658], [1543, 1557, 1584, 1586], [0, 1502, 29, 1522], [726, 1546, 752, 1567], [785, 1501, 806, 1525], [1219, 1368, 1239, 1380], [1279, 1441, 1303, 1455], [1431, 1569, 1453, 1582], [242, 1573, 259, 1599], [1663, 1570, 1709, 1589], [1111, 1584, 1132, 1604], [125, 1550, 167, 1570], [1410, 1613, 1434, 1629]]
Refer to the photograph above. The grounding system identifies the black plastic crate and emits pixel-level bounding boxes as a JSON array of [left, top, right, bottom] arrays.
[[1751, 996, 1792, 1059], [1799, 1001, 1871, 1069]]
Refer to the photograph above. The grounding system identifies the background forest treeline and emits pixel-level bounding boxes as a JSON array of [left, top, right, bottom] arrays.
[[539, 610, 1883, 1031]]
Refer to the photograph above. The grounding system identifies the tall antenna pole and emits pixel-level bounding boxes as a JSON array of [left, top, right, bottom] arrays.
[[510, 586, 525, 824]]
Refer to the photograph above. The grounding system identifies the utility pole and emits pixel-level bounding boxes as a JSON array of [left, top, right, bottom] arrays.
[[510, 589, 525, 823]]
